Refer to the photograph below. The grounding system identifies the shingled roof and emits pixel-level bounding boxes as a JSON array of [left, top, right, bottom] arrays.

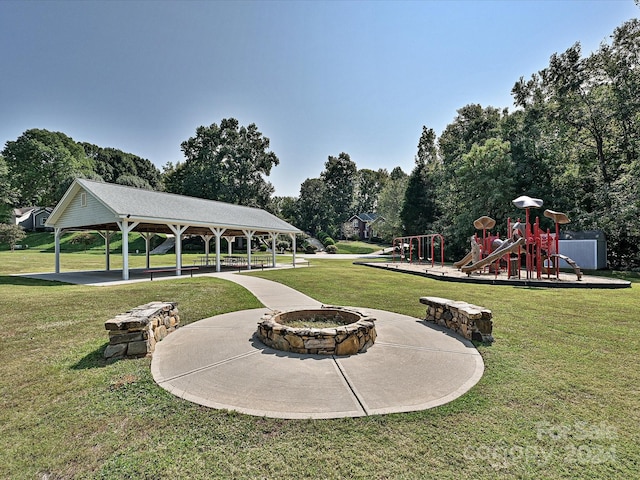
[[46, 178, 301, 237]]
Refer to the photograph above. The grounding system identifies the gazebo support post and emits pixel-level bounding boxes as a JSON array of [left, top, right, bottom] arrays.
[[97, 230, 114, 271], [270, 232, 278, 267], [167, 224, 188, 276], [200, 234, 214, 267], [106, 231, 111, 271], [141, 232, 154, 269], [117, 219, 139, 280], [210, 228, 226, 272], [243, 230, 255, 270], [54, 228, 64, 273], [290, 233, 297, 267]]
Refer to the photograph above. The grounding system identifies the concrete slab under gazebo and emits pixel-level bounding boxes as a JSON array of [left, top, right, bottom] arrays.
[[45, 179, 302, 280]]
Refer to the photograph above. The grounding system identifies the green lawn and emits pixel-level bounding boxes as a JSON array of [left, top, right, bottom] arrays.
[[1, 251, 638, 478], [334, 240, 386, 254]]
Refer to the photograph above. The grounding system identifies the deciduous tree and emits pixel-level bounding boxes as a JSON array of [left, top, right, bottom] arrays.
[[2, 129, 94, 206], [295, 178, 332, 236], [321, 152, 357, 225], [0, 155, 16, 222], [400, 127, 440, 236], [377, 167, 408, 242], [0, 224, 26, 252], [352, 168, 388, 214], [165, 118, 279, 207], [81, 143, 162, 190]]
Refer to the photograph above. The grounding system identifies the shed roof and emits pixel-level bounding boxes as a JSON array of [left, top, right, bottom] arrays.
[[46, 178, 301, 237]]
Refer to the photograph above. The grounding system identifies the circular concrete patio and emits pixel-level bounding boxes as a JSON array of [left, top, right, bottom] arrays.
[[151, 306, 485, 419]]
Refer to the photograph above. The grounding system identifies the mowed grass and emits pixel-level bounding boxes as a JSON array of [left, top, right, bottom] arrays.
[[1, 251, 639, 479], [334, 240, 384, 254], [0, 249, 244, 274]]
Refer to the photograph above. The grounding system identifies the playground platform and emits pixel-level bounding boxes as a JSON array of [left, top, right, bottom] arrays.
[[357, 261, 632, 289]]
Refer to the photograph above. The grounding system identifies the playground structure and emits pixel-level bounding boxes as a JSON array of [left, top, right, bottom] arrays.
[[454, 196, 582, 281], [392, 233, 445, 267]]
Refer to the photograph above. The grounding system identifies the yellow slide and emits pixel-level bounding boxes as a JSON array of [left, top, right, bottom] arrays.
[[461, 237, 525, 274]]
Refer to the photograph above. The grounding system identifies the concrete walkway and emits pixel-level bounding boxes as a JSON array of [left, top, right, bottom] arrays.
[[151, 272, 485, 419]]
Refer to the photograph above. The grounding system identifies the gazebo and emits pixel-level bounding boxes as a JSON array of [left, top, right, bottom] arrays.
[[45, 179, 302, 280]]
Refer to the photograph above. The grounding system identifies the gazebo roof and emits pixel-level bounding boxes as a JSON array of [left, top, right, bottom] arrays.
[[46, 178, 301, 237]]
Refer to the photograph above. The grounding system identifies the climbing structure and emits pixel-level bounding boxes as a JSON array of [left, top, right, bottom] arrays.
[[454, 196, 582, 281]]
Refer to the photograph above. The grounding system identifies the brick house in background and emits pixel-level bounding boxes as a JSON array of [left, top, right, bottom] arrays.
[[342, 213, 384, 240]]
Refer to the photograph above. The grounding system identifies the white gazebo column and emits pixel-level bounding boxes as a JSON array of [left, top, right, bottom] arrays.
[[289, 233, 297, 267], [210, 228, 226, 272], [117, 219, 139, 280], [242, 229, 255, 270], [270, 232, 278, 267], [54, 228, 64, 273], [167, 224, 189, 276], [141, 232, 154, 269], [97, 230, 114, 271], [200, 234, 213, 266], [227, 236, 235, 255]]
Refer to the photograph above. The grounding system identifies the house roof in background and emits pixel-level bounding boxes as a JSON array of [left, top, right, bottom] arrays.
[[353, 213, 379, 223]]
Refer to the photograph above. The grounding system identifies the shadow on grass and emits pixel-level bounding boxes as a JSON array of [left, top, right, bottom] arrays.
[[71, 343, 110, 370], [0, 275, 70, 287]]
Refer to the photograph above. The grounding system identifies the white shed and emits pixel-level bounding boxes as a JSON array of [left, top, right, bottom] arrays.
[[559, 230, 607, 270]]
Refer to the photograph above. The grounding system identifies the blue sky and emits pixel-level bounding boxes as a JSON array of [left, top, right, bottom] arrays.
[[1, 1, 637, 197]]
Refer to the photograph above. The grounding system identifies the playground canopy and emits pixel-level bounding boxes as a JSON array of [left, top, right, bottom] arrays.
[[46, 178, 302, 279]]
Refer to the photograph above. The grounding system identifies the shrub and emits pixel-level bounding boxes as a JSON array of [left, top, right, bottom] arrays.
[[259, 244, 267, 252], [276, 240, 290, 252], [325, 244, 337, 254], [0, 224, 27, 252], [305, 244, 317, 254], [323, 237, 335, 247]]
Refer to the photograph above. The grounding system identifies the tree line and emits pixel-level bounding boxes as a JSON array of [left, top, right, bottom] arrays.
[[1, 19, 638, 268], [0, 129, 163, 213], [269, 18, 640, 269]]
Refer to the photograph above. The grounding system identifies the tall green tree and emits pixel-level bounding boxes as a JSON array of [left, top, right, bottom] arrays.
[[0, 155, 16, 222], [438, 104, 502, 170], [295, 178, 332, 236], [268, 196, 298, 224], [377, 166, 408, 242], [352, 168, 389, 213], [320, 152, 357, 226], [165, 118, 279, 207], [81, 143, 162, 190], [452, 138, 516, 240], [2, 129, 94, 206], [400, 127, 440, 235], [435, 107, 505, 257]]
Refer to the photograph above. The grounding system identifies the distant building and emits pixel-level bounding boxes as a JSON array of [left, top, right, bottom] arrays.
[[12, 207, 53, 232], [342, 213, 384, 240]]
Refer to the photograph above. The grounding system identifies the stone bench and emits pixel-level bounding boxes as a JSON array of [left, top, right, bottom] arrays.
[[419, 296, 493, 344], [104, 301, 179, 360]]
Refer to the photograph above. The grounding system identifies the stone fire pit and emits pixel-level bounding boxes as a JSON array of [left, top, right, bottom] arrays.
[[257, 306, 376, 355]]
